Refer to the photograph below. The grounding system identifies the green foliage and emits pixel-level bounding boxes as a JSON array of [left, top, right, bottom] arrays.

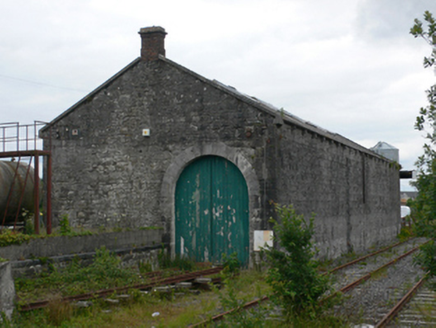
[[264, 203, 331, 318], [213, 270, 268, 328], [59, 214, 72, 236], [0, 229, 32, 247], [139, 226, 163, 230], [45, 300, 73, 326], [157, 247, 196, 271], [21, 209, 35, 235], [24, 219, 35, 235], [138, 260, 153, 274], [221, 252, 240, 277], [15, 247, 141, 301], [414, 240, 436, 277], [397, 226, 414, 241], [409, 11, 436, 237]]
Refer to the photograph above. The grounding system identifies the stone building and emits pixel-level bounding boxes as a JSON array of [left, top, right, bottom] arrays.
[[41, 26, 400, 265]]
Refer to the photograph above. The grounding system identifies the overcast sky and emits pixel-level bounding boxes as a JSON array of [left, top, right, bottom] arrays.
[[1, 0, 435, 191]]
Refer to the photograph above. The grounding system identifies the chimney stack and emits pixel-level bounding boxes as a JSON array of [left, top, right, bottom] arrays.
[[138, 26, 167, 61]]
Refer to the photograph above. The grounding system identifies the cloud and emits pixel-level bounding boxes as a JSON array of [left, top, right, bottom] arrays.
[[0, 0, 435, 192], [354, 0, 436, 41]]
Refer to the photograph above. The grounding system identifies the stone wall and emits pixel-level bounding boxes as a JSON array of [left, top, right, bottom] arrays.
[[10, 245, 163, 278], [0, 229, 162, 261], [270, 124, 400, 258], [42, 57, 400, 261]]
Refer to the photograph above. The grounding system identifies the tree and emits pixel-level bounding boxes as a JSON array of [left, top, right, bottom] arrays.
[[409, 11, 436, 236]]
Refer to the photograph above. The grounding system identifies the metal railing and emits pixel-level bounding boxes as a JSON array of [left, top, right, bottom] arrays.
[[0, 121, 47, 153], [0, 121, 52, 234]]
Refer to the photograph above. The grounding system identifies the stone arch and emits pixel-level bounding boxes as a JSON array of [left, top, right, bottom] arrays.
[[160, 142, 261, 262]]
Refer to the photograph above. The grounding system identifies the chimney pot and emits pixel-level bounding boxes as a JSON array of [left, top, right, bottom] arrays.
[[138, 26, 167, 61]]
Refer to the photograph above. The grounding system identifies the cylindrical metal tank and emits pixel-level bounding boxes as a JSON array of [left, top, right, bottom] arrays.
[[0, 161, 39, 224]]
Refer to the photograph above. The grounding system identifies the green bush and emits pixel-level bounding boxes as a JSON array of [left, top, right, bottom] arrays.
[[414, 240, 436, 277], [0, 229, 32, 246], [264, 203, 331, 318]]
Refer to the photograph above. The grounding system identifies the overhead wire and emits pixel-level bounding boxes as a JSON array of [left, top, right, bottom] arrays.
[[0, 73, 89, 92]]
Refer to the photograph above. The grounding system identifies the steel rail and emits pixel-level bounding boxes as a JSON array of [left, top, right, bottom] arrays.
[[326, 239, 411, 274], [321, 241, 428, 306], [20, 266, 222, 311], [375, 272, 429, 328], [190, 239, 426, 327], [188, 295, 270, 328]]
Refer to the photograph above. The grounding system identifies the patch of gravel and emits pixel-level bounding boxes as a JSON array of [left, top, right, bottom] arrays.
[[331, 238, 428, 325], [331, 237, 427, 292]]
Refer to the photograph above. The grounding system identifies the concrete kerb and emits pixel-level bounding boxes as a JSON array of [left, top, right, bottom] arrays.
[[0, 262, 15, 321], [10, 243, 168, 278], [0, 229, 163, 261]]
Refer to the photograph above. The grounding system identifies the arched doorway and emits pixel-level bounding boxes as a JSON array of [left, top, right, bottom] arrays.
[[175, 156, 249, 266]]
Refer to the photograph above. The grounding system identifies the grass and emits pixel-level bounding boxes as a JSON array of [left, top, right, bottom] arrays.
[[15, 247, 143, 303], [12, 237, 402, 327], [11, 270, 272, 327], [370, 267, 388, 280], [8, 259, 353, 327]]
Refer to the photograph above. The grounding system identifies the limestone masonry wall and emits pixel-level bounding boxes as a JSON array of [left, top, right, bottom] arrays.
[[42, 58, 400, 261]]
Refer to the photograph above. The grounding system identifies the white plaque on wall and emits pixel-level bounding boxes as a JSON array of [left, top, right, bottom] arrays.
[[254, 230, 273, 251]]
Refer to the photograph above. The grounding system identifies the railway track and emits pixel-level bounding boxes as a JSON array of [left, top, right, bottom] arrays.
[[19, 266, 223, 311], [330, 238, 429, 326], [189, 237, 429, 327], [383, 278, 436, 327], [19, 237, 436, 327]]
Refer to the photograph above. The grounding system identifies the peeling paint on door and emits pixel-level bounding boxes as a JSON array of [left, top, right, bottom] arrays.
[[175, 156, 249, 265]]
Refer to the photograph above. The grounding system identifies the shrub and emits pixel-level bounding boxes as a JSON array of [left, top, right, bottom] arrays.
[[221, 252, 240, 277], [414, 240, 436, 277], [0, 229, 31, 246], [264, 203, 331, 318]]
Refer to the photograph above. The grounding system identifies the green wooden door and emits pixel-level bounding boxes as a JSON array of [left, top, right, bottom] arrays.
[[175, 156, 249, 265]]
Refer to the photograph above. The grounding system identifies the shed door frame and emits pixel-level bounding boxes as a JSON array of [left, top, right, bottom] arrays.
[[175, 155, 249, 265], [160, 143, 261, 267]]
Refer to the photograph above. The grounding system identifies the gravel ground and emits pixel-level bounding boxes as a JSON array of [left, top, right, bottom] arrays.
[[331, 237, 427, 292], [330, 237, 428, 326]]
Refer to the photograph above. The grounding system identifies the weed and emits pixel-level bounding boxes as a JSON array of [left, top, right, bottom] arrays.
[[414, 240, 436, 277], [222, 252, 240, 277], [212, 269, 268, 328], [15, 247, 141, 302], [264, 203, 332, 319], [371, 267, 388, 280], [397, 226, 414, 241], [157, 247, 197, 271], [0, 229, 32, 246], [139, 226, 163, 230], [138, 260, 153, 274], [59, 214, 72, 235], [45, 299, 73, 326]]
